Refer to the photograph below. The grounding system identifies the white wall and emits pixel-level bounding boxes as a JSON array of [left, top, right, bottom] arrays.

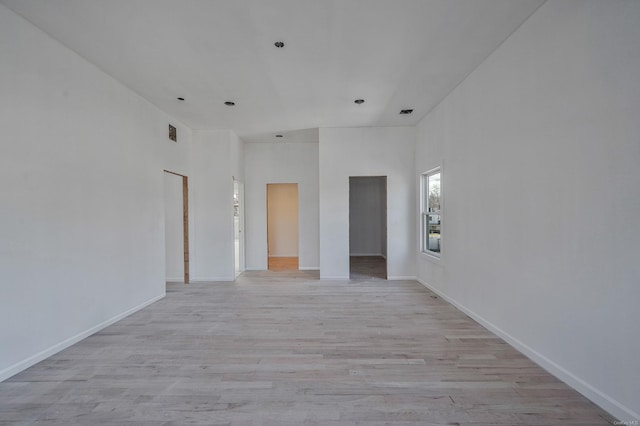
[[190, 130, 243, 281], [164, 173, 184, 281], [267, 184, 299, 257], [0, 5, 191, 381], [162, 118, 193, 284], [349, 177, 387, 257], [415, 0, 640, 420], [319, 127, 415, 279], [245, 142, 319, 270], [230, 130, 245, 184]]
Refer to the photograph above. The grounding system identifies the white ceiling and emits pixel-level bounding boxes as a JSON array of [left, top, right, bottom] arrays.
[[1, 0, 544, 143]]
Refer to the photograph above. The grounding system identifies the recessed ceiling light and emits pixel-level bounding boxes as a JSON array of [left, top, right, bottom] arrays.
[[274, 41, 285, 48], [354, 99, 365, 104], [275, 134, 283, 138], [400, 109, 414, 114], [177, 97, 185, 101], [224, 101, 235, 106]]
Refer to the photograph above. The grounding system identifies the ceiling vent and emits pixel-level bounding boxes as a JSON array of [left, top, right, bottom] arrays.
[[400, 109, 413, 115], [168, 124, 177, 142]]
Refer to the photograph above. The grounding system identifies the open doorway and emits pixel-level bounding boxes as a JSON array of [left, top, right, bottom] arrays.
[[163, 170, 189, 284], [234, 180, 245, 278], [267, 183, 299, 271], [349, 176, 387, 280]]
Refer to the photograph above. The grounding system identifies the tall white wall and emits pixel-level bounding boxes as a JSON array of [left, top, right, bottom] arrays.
[[162, 120, 193, 284], [267, 184, 299, 257], [415, 0, 640, 420], [190, 130, 243, 281], [230, 131, 245, 184], [349, 177, 387, 257], [0, 5, 190, 381], [245, 142, 319, 270], [319, 127, 415, 279]]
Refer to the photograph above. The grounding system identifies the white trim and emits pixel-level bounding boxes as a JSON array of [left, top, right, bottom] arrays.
[[190, 276, 235, 282], [420, 251, 443, 265], [238, 267, 322, 272], [415, 278, 638, 422], [388, 276, 417, 281], [420, 165, 443, 259], [267, 254, 299, 258], [421, 165, 441, 177], [0, 293, 165, 383], [165, 277, 184, 283], [320, 276, 350, 280]]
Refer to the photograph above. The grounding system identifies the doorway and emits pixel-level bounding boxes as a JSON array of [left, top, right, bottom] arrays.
[[163, 170, 189, 283], [267, 183, 299, 271], [234, 180, 245, 278], [349, 176, 387, 280]]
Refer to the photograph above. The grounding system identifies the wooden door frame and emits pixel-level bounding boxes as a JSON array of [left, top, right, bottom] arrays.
[[164, 170, 189, 284]]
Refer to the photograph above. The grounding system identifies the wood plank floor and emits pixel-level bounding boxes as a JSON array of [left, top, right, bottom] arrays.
[[268, 256, 299, 271], [350, 256, 387, 280], [0, 272, 615, 425]]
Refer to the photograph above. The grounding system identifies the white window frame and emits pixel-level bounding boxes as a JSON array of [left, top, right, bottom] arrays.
[[420, 167, 442, 258]]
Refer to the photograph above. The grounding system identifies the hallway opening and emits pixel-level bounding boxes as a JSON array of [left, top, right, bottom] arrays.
[[267, 183, 299, 271], [349, 176, 387, 280]]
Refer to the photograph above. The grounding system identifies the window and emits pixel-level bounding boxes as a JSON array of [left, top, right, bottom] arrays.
[[421, 168, 441, 257]]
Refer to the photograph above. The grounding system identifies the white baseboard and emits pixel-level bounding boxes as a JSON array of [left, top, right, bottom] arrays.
[[190, 276, 235, 282], [165, 277, 183, 283], [299, 266, 320, 271], [388, 276, 416, 281], [0, 293, 165, 383], [320, 276, 350, 280], [415, 278, 638, 422], [268, 255, 298, 258]]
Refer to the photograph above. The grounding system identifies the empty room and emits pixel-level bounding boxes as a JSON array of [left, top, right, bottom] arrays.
[[1, 0, 638, 425]]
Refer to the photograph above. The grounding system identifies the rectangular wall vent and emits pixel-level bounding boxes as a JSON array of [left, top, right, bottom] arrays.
[[168, 124, 177, 142]]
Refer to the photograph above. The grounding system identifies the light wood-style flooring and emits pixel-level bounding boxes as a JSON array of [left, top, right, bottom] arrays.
[[350, 256, 387, 280], [0, 272, 615, 425], [268, 256, 299, 271]]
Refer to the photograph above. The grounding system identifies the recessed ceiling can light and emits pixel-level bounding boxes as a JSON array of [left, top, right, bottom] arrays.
[[177, 97, 185, 101], [275, 134, 283, 138], [354, 99, 365, 104], [274, 41, 285, 48], [224, 101, 235, 106], [400, 109, 414, 114]]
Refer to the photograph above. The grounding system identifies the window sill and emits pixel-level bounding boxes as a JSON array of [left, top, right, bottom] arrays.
[[420, 251, 443, 266]]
